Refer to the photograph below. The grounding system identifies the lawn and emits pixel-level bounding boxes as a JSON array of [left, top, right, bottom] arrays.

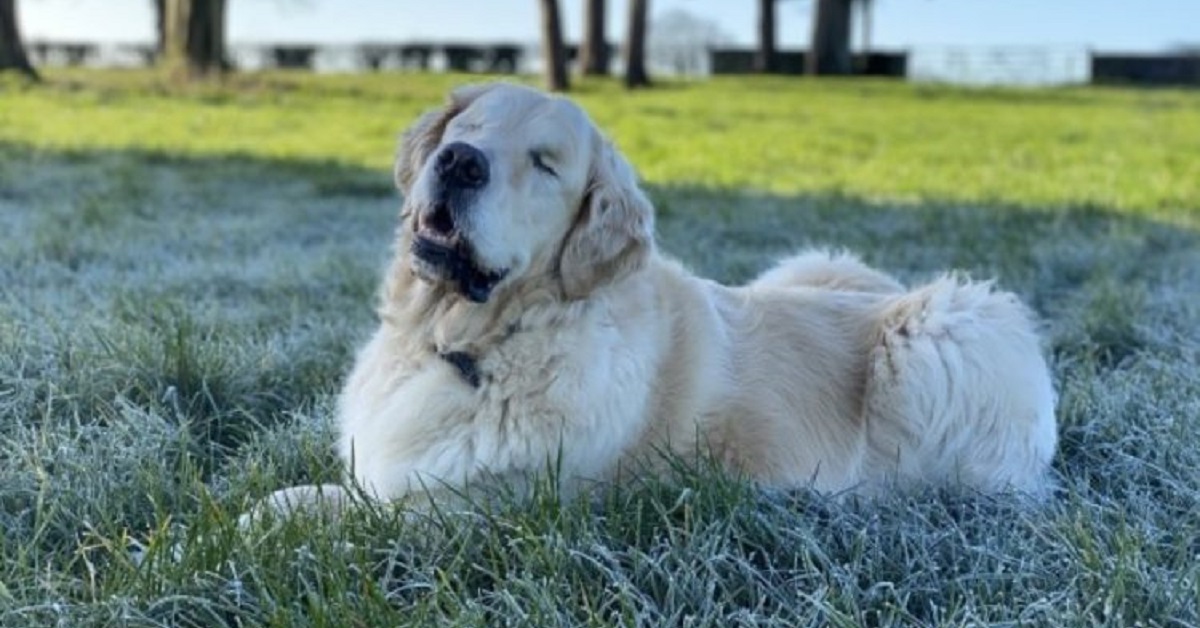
[[1, 69, 1198, 625]]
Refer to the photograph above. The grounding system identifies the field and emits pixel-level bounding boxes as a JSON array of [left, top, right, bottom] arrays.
[[1, 70, 1199, 625]]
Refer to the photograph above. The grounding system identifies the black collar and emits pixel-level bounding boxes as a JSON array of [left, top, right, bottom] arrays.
[[433, 322, 521, 389], [439, 350, 481, 388]]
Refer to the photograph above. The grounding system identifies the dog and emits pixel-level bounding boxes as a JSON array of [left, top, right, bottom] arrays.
[[252, 83, 1057, 520]]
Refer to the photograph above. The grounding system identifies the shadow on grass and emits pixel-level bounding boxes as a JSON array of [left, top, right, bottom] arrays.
[[3, 142, 1200, 625], [2, 141, 1197, 493]]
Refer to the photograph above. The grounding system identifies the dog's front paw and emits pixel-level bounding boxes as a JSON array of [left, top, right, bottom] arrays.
[[238, 484, 354, 530]]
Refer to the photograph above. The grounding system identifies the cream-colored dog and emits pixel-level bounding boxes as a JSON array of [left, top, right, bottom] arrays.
[[255, 83, 1057, 518]]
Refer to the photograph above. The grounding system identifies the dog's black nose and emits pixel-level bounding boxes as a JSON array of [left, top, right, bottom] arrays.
[[435, 142, 489, 189]]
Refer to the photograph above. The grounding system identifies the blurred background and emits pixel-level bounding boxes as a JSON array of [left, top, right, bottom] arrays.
[[5, 0, 1199, 87]]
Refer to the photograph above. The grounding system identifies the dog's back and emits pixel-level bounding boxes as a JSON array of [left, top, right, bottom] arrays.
[[718, 252, 1057, 495], [861, 276, 1058, 495]]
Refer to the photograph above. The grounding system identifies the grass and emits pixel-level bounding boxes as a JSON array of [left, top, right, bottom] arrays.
[[2, 69, 1198, 220], [1, 69, 1199, 625]]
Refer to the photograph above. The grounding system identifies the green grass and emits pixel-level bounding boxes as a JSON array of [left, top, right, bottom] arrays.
[[1, 69, 1199, 625], [2, 69, 1198, 220]]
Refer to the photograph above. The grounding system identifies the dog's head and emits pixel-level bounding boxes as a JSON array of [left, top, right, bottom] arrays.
[[395, 83, 654, 304]]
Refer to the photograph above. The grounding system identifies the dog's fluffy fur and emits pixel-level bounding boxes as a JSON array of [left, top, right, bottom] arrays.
[[256, 83, 1057, 517]]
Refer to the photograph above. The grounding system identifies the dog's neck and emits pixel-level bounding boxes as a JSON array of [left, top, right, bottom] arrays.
[[377, 251, 570, 371]]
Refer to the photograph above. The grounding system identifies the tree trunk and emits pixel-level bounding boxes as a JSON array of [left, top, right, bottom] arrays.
[[623, 0, 650, 88], [152, 0, 166, 53], [539, 0, 569, 91], [0, 0, 38, 80], [163, 0, 228, 77], [860, 0, 873, 55], [579, 0, 608, 75], [808, 0, 853, 75], [755, 0, 777, 73]]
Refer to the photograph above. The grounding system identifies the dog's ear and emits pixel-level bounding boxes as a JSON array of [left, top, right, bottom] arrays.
[[558, 140, 655, 299], [394, 84, 493, 193]]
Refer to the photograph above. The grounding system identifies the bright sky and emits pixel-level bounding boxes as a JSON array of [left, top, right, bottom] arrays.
[[18, 0, 1200, 52]]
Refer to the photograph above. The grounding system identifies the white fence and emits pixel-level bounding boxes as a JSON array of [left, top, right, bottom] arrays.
[[907, 46, 1090, 86]]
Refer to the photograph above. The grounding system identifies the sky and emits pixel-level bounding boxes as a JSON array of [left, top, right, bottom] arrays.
[[17, 0, 1200, 53]]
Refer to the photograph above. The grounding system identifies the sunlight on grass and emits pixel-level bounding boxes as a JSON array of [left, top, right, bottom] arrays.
[[1, 70, 1198, 221]]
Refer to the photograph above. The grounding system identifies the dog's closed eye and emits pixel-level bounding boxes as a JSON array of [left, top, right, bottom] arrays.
[[529, 150, 557, 177]]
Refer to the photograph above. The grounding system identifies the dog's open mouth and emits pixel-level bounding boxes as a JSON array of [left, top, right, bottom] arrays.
[[411, 232, 508, 303]]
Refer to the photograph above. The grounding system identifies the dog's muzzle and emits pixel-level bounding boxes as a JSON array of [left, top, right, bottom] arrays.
[[411, 225, 507, 304], [409, 142, 506, 303]]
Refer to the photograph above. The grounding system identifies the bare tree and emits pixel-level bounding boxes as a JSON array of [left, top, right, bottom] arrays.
[[0, 0, 38, 79], [580, 0, 608, 75], [539, 0, 570, 91], [808, 0, 853, 75], [623, 0, 650, 88], [755, 0, 776, 73], [163, 0, 229, 76], [649, 9, 730, 76]]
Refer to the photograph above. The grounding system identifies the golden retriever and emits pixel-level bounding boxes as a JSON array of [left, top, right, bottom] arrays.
[[253, 83, 1057, 518]]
